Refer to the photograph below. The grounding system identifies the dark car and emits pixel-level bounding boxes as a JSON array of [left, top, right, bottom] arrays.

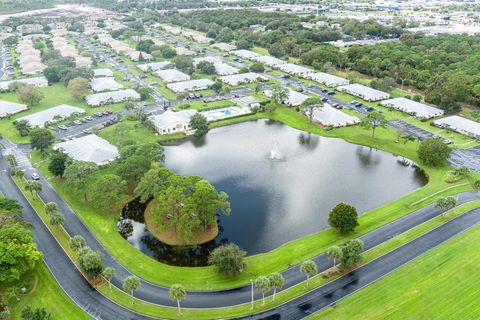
[[332, 103, 343, 109], [327, 91, 336, 96]]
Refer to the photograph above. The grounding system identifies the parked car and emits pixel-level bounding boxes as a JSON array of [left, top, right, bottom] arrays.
[[85, 116, 93, 121], [327, 91, 336, 96], [73, 120, 82, 125], [332, 103, 343, 109], [58, 125, 68, 130], [31, 172, 40, 180]]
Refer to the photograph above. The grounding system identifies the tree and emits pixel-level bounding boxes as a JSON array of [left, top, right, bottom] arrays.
[[102, 267, 115, 289], [17, 85, 43, 106], [208, 243, 246, 276], [401, 133, 416, 145], [0, 197, 22, 215], [0, 223, 42, 282], [115, 155, 151, 185], [435, 196, 457, 217], [25, 180, 42, 197], [417, 138, 451, 167], [340, 239, 364, 269], [174, 56, 193, 72], [14, 119, 31, 137], [159, 45, 176, 58], [300, 260, 317, 288], [197, 61, 216, 74], [69, 235, 86, 252], [49, 212, 64, 226], [67, 77, 90, 100], [270, 84, 288, 104], [249, 62, 265, 73], [30, 128, 54, 156], [77, 246, 103, 277], [44, 202, 58, 216], [64, 161, 98, 201], [137, 87, 153, 101], [123, 276, 141, 304], [169, 284, 186, 314], [210, 80, 223, 94], [254, 276, 271, 305], [48, 151, 70, 177], [89, 174, 126, 211], [360, 111, 387, 140], [136, 39, 154, 53], [328, 202, 359, 233], [268, 273, 284, 302], [302, 96, 322, 123], [189, 113, 209, 137], [326, 246, 343, 268], [21, 306, 52, 320], [370, 77, 395, 92]]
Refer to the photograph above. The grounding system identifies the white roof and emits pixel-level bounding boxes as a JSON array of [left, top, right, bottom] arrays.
[[212, 42, 236, 52], [381, 97, 444, 119], [264, 88, 308, 106], [214, 63, 239, 76], [252, 55, 287, 67], [0, 76, 48, 91], [154, 69, 190, 83], [167, 79, 214, 93], [53, 134, 119, 165], [85, 89, 140, 106], [93, 68, 114, 78], [150, 109, 197, 131], [91, 77, 123, 92], [193, 56, 222, 66], [0, 100, 28, 118], [18, 104, 85, 127], [307, 72, 349, 87], [220, 72, 267, 86], [137, 61, 172, 72], [312, 105, 360, 127], [279, 63, 314, 75], [175, 47, 195, 56], [338, 84, 390, 101], [434, 116, 480, 138], [231, 49, 261, 60]]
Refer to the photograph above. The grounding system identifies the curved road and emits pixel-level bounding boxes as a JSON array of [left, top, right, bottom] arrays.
[[1, 141, 479, 319]]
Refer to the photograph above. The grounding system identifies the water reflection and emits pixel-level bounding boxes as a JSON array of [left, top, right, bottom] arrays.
[[119, 120, 427, 266]]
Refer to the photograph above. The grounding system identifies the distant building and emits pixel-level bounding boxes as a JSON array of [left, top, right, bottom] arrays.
[[53, 134, 119, 165], [0, 100, 28, 118]]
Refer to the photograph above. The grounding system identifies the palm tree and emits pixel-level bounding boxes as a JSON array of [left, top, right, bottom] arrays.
[[300, 260, 318, 288], [122, 276, 141, 304], [25, 180, 42, 197], [102, 267, 115, 289], [401, 133, 416, 146], [326, 246, 343, 269], [44, 202, 58, 215], [254, 276, 271, 305], [169, 284, 186, 314], [49, 212, 65, 226], [268, 273, 285, 302]]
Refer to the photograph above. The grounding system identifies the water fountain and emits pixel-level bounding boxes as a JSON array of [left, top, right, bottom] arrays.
[[269, 142, 283, 161]]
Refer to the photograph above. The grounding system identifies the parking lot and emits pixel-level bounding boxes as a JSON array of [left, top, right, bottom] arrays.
[[0, 45, 13, 81]]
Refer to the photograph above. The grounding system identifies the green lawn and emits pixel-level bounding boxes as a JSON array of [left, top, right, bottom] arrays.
[[98, 120, 185, 144], [308, 223, 480, 320], [2, 263, 91, 320], [28, 103, 478, 290]]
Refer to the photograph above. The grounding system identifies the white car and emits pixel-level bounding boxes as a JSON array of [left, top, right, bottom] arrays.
[[31, 172, 40, 180]]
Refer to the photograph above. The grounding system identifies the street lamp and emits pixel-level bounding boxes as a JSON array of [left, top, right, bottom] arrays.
[[250, 279, 254, 309]]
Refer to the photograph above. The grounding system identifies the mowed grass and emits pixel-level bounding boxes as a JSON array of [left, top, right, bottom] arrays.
[[308, 223, 480, 320], [2, 263, 91, 320], [0, 83, 126, 144], [28, 102, 478, 290]]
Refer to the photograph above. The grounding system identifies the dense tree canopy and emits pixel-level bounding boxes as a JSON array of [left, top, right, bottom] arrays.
[[417, 138, 451, 167]]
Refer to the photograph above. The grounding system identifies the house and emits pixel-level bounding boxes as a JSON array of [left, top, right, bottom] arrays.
[[252, 55, 287, 68], [231, 49, 262, 60], [433, 116, 480, 139], [85, 89, 141, 107], [337, 84, 390, 102], [193, 56, 222, 66], [137, 61, 172, 73], [0, 76, 48, 92], [278, 63, 314, 76], [53, 134, 119, 165], [91, 77, 124, 93], [93, 68, 114, 78], [312, 105, 360, 127], [0, 100, 28, 118], [381, 97, 444, 120], [212, 42, 236, 52], [219, 72, 268, 86], [306, 72, 349, 87], [154, 69, 190, 83], [213, 63, 239, 76], [264, 88, 308, 106], [18, 105, 85, 128], [150, 109, 198, 135], [167, 79, 215, 93]]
